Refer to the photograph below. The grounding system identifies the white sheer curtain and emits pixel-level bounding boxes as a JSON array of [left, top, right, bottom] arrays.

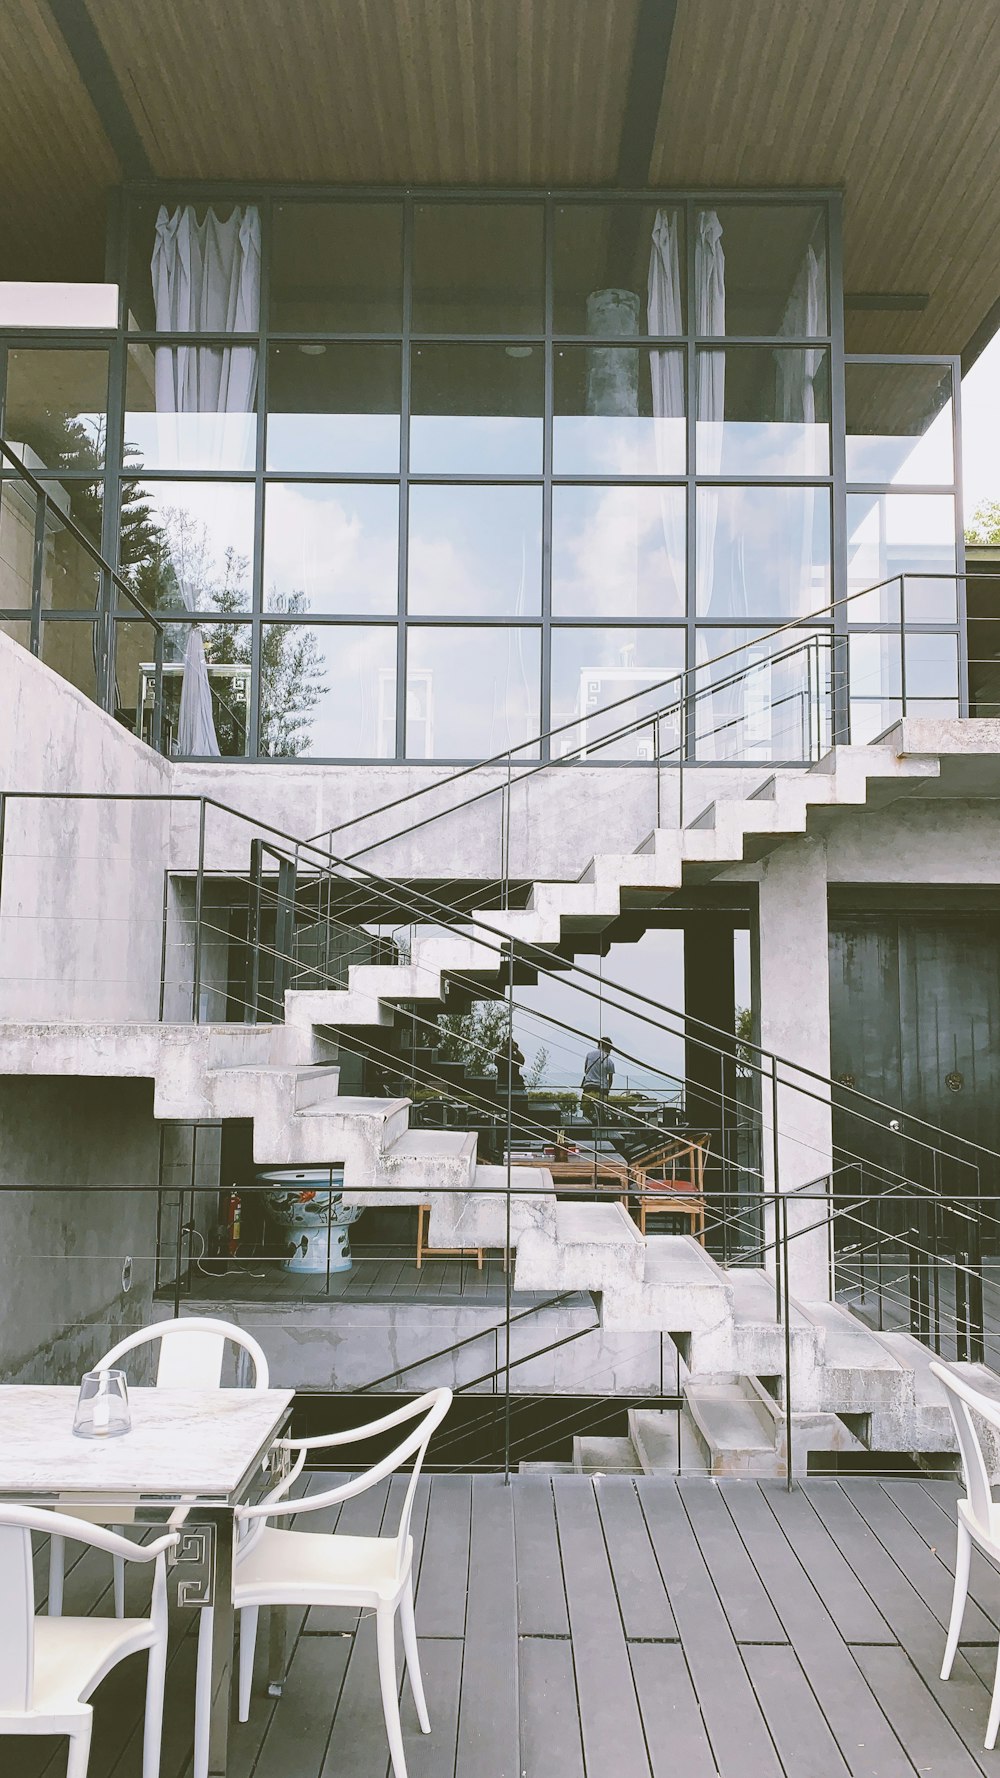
[[150, 203, 261, 756], [647, 209, 686, 613]]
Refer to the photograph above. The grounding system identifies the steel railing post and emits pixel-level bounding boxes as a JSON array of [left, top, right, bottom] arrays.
[[192, 799, 206, 1025], [781, 1192, 793, 1491]]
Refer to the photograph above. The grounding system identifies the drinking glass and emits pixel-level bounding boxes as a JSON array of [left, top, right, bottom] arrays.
[[73, 1368, 131, 1438]]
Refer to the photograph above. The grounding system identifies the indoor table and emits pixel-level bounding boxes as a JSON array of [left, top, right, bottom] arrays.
[[0, 1383, 294, 1778]]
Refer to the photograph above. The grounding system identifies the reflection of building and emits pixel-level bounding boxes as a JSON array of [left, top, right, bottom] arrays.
[[576, 662, 681, 761]]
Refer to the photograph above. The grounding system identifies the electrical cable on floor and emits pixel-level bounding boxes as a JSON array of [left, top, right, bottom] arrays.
[[190, 1225, 267, 1281]]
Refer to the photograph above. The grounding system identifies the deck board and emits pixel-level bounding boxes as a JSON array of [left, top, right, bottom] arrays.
[[554, 1475, 652, 1778], [13, 1475, 1000, 1778]]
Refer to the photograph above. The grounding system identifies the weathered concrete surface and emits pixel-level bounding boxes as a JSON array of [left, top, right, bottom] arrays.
[[756, 835, 833, 1301], [0, 1076, 161, 1384], [150, 1293, 665, 1394]]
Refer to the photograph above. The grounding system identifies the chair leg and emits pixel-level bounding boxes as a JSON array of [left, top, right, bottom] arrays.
[[67, 1714, 93, 1778], [192, 1605, 215, 1778], [941, 1521, 972, 1680], [239, 1605, 260, 1722], [376, 1601, 409, 1778], [988, 1636, 1000, 1751], [48, 1533, 65, 1616], [416, 1206, 425, 1270], [143, 1630, 168, 1778], [114, 1551, 126, 1619], [400, 1576, 430, 1733]]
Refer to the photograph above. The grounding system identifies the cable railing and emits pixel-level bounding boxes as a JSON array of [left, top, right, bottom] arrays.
[[305, 568, 976, 874], [0, 438, 167, 751]]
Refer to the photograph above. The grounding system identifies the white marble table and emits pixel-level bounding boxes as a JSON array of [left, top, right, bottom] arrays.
[[0, 1384, 294, 1777]]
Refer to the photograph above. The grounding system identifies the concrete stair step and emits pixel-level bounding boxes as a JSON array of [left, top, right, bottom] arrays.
[[517, 1461, 577, 1475], [628, 1407, 709, 1476], [572, 1435, 641, 1475], [602, 1234, 732, 1339], [684, 1377, 778, 1476], [802, 1299, 913, 1411], [514, 1201, 645, 1294]]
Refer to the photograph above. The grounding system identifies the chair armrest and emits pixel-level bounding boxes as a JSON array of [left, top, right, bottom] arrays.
[[277, 1392, 441, 1452], [1, 1504, 180, 1562]]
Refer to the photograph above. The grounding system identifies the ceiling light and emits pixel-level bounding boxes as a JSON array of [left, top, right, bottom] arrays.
[[298, 343, 327, 356], [505, 346, 533, 358]]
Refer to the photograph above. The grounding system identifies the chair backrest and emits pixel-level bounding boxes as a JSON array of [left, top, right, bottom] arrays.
[[929, 1361, 1000, 1537], [98, 1316, 270, 1390], [637, 1133, 711, 1181], [390, 1388, 452, 1581], [0, 1518, 34, 1713]]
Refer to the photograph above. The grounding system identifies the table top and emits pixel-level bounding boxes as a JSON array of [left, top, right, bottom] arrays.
[[0, 1385, 294, 1504]]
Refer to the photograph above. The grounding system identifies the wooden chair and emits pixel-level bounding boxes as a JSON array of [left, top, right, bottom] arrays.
[[415, 1204, 483, 1269], [620, 1133, 711, 1241]]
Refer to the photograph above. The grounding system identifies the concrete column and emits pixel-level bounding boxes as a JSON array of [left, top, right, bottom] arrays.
[[683, 915, 736, 1208], [755, 836, 833, 1302]]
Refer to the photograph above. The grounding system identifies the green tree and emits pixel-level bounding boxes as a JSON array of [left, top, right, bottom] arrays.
[[965, 500, 1000, 545], [438, 1000, 512, 1073]]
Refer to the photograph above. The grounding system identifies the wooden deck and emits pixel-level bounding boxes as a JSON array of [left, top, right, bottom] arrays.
[[10, 1473, 1000, 1778]]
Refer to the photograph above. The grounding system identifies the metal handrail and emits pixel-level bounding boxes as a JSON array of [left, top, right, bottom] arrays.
[[307, 569, 921, 855], [0, 439, 164, 631]]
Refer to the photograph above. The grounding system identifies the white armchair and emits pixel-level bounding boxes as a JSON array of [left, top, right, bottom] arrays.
[[200, 1386, 452, 1778], [47, 1315, 269, 1625], [0, 1505, 178, 1778], [931, 1360, 1000, 1748]]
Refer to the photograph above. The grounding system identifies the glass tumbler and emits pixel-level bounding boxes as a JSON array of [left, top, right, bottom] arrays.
[[73, 1368, 131, 1439]]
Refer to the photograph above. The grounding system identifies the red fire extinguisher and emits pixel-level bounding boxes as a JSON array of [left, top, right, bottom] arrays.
[[226, 1189, 242, 1257]]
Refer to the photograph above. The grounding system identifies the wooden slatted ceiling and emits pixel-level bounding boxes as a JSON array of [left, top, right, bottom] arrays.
[[85, 0, 638, 186], [653, 0, 1000, 355], [2, 0, 1000, 360], [0, 0, 117, 278]]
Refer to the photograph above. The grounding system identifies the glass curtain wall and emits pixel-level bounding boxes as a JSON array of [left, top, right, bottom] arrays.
[[41, 191, 838, 761], [0, 345, 110, 706], [845, 356, 964, 741]]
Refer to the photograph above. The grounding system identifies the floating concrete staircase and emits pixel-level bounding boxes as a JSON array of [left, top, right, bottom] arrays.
[[0, 730, 982, 1468]]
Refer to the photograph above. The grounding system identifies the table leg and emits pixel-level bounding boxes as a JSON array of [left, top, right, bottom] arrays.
[[206, 1508, 236, 1778], [268, 1605, 288, 1697]]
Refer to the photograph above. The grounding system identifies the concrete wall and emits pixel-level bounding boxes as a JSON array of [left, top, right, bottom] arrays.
[[153, 1294, 666, 1396], [0, 631, 171, 1020], [0, 1076, 161, 1383]]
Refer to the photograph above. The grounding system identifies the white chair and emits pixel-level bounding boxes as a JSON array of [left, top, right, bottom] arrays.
[[48, 1316, 269, 1625], [931, 1360, 1000, 1748], [0, 1504, 178, 1778], [198, 1386, 452, 1778]]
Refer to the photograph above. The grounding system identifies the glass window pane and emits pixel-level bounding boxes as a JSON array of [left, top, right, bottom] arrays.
[[113, 618, 159, 740], [695, 627, 830, 760], [846, 492, 956, 623], [407, 486, 541, 616], [4, 349, 109, 469], [697, 206, 828, 337], [406, 627, 540, 759], [39, 619, 99, 700], [553, 204, 685, 336], [550, 627, 685, 760], [412, 204, 543, 334], [850, 699, 902, 745], [270, 202, 402, 332], [0, 617, 30, 648], [410, 344, 543, 473], [846, 362, 954, 484], [125, 343, 257, 472], [119, 481, 254, 614], [259, 623, 396, 759], [552, 486, 685, 617], [41, 508, 101, 614], [266, 342, 399, 472], [263, 484, 397, 615], [163, 622, 251, 757], [553, 346, 685, 475], [696, 486, 830, 619], [850, 632, 901, 699], [905, 631, 959, 698], [127, 201, 261, 334], [696, 347, 830, 475], [0, 480, 39, 611]]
